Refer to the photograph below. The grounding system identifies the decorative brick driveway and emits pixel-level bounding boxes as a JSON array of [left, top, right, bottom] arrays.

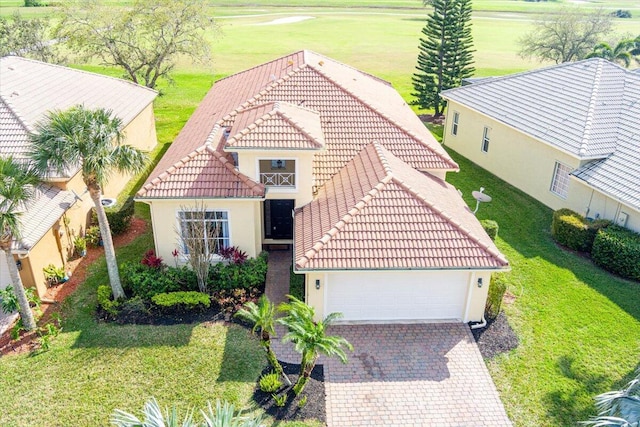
[[321, 323, 512, 426]]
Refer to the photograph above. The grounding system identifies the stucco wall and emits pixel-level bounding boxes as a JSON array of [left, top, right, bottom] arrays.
[[443, 102, 582, 211], [303, 269, 492, 323], [146, 199, 262, 263], [567, 180, 640, 233], [234, 150, 316, 207], [19, 224, 66, 296]]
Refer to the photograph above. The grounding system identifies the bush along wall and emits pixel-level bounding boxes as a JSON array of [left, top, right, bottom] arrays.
[[591, 225, 640, 281], [91, 197, 135, 235], [485, 273, 507, 320], [480, 219, 499, 241], [551, 208, 611, 252]]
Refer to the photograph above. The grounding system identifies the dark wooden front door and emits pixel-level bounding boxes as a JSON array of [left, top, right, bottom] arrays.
[[264, 199, 294, 239]]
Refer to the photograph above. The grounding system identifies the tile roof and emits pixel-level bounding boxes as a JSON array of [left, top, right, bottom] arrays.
[[140, 50, 458, 198], [442, 58, 633, 159], [10, 184, 77, 252], [225, 101, 324, 150], [294, 142, 508, 271], [442, 58, 640, 212], [136, 143, 265, 199], [0, 56, 157, 162]]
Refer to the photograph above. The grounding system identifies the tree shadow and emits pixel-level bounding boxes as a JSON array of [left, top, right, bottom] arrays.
[[217, 323, 265, 383], [70, 321, 197, 349], [543, 356, 640, 425]]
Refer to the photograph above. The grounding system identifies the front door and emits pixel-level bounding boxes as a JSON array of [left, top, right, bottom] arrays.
[[264, 199, 294, 239]]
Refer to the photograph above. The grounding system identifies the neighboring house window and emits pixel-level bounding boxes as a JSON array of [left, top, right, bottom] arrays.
[[452, 111, 460, 135], [481, 127, 490, 152], [178, 210, 230, 255], [550, 162, 572, 198]]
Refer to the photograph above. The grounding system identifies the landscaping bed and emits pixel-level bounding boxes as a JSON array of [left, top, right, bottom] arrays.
[[471, 311, 519, 360], [253, 362, 325, 423]]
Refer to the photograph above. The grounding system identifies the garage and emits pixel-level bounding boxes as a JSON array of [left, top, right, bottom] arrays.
[[325, 271, 470, 322]]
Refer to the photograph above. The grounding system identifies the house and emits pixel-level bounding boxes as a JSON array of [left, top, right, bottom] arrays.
[[0, 56, 158, 296], [137, 50, 508, 323], [441, 59, 640, 233]]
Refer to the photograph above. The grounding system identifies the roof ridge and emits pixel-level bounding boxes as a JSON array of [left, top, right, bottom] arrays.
[[275, 108, 323, 149], [296, 175, 393, 269], [391, 176, 508, 266], [579, 60, 604, 156], [1, 56, 158, 97], [0, 95, 32, 133], [303, 50, 392, 86], [226, 110, 275, 146], [306, 64, 458, 170], [370, 141, 393, 176], [205, 145, 265, 196]]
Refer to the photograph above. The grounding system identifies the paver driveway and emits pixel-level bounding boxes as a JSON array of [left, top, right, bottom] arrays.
[[322, 323, 512, 427]]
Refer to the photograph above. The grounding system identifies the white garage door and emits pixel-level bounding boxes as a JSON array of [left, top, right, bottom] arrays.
[[325, 271, 469, 322], [0, 250, 12, 290]]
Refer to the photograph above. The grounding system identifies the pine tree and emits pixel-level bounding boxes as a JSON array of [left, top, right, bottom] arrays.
[[412, 0, 475, 117]]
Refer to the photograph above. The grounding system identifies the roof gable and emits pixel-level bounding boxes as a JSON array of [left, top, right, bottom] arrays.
[[295, 143, 508, 270]]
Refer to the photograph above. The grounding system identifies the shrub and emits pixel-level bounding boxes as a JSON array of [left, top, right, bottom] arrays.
[[73, 235, 87, 255], [215, 287, 261, 313], [91, 197, 135, 235], [141, 249, 164, 269], [151, 291, 211, 311], [592, 226, 640, 281], [485, 273, 508, 320], [210, 251, 268, 291], [259, 372, 282, 393], [97, 285, 121, 316], [480, 219, 499, 241], [551, 208, 610, 252], [85, 226, 102, 247], [119, 296, 149, 318], [120, 262, 181, 299], [0, 286, 40, 314], [43, 264, 66, 286], [611, 9, 632, 18]]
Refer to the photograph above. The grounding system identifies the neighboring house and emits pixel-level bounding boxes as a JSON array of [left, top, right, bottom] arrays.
[[0, 56, 158, 296], [137, 50, 508, 323], [441, 59, 640, 232]]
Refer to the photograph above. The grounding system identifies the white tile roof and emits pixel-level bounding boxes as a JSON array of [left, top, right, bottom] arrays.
[[0, 56, 157, 162], [443, 59, 640, 211]]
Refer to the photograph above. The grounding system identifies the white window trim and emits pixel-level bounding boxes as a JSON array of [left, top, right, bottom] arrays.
[[175, 208, 232, 260], [481, 127, 490, 153], [255, 157, 298, 193], [550, 161, 572, 199], [451, 111, 459, 136]]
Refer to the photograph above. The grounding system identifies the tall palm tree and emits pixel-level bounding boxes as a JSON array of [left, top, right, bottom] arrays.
[[0, 157, 40, 330], [586, 38, 636, 68], [277, 295, 353, 395], [29, 106, 147, 300], [235, 295, 291, 386]]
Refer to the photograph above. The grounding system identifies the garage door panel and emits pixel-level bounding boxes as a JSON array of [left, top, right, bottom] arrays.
[[325, 271, 468, 322]]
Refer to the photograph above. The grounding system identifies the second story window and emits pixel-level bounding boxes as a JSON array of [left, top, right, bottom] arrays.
[[452, 111, 460, 136], [481, 127, 490, 153]]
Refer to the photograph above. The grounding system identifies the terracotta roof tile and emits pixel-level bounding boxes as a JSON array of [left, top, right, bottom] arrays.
[[137, 144, 264, 199], [295, 143, 508, 270], [141, 50, 457, 197]]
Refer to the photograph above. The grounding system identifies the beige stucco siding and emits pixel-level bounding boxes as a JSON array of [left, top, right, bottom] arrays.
[[443, 102, 581, 211], [19, 224, 66, 295], [567, 179, 640, 232], [146, 199, 262, 263], [234, 150, 316, 207], [303, 269, 492, 323]]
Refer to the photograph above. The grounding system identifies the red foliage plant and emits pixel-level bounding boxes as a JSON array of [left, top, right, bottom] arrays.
[[218, 246, 248, 265], [141, 249, 164, 269]]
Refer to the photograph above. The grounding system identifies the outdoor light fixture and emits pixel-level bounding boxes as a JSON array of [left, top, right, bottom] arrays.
[[477, 278, 483, 288], [315, 279, 321, 290], [16, 260, 22, 271]]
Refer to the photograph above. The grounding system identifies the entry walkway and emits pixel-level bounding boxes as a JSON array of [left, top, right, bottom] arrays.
[[264, 251, 512, 426]]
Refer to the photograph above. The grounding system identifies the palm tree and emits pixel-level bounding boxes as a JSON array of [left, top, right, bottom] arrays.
[[110, 397, 264, 427], [583, 369, 640, 427], [0, 157, 40, 330], [29, 106, 147, 300], [235, 295, 291, 386], [277, 295, 353, 395], [586, 38, 636, 68]]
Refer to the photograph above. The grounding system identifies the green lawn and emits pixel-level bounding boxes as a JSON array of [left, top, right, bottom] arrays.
[[444, 147, 640, 426]]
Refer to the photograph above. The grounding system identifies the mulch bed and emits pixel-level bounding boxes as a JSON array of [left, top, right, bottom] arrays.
[[253, 361, 325, 423], [97, 303, 227, 325], [471, 311, 519, 359]]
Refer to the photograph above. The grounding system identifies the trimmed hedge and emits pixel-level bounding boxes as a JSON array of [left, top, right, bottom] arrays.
[[209, 251, 268, 291], [551, 208, 610, 252], [120, 262, 197, 299], [97, 285, 120, 316], [592, 225, 640, 281], [151, 291, 211, 310], [91, 197, 135, 235], [480, 219, 499, 241], [485, 273, 507, 320]]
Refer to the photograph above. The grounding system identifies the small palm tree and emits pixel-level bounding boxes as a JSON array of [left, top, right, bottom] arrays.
[[277, 295, 353, 395], [29, 106, 148, 300], [586, 39, 635, 68], [583, 369, 640, 427], [110, 397, 264, 427], [235, 295, 291, 386], [0, 157, 40, 330]]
